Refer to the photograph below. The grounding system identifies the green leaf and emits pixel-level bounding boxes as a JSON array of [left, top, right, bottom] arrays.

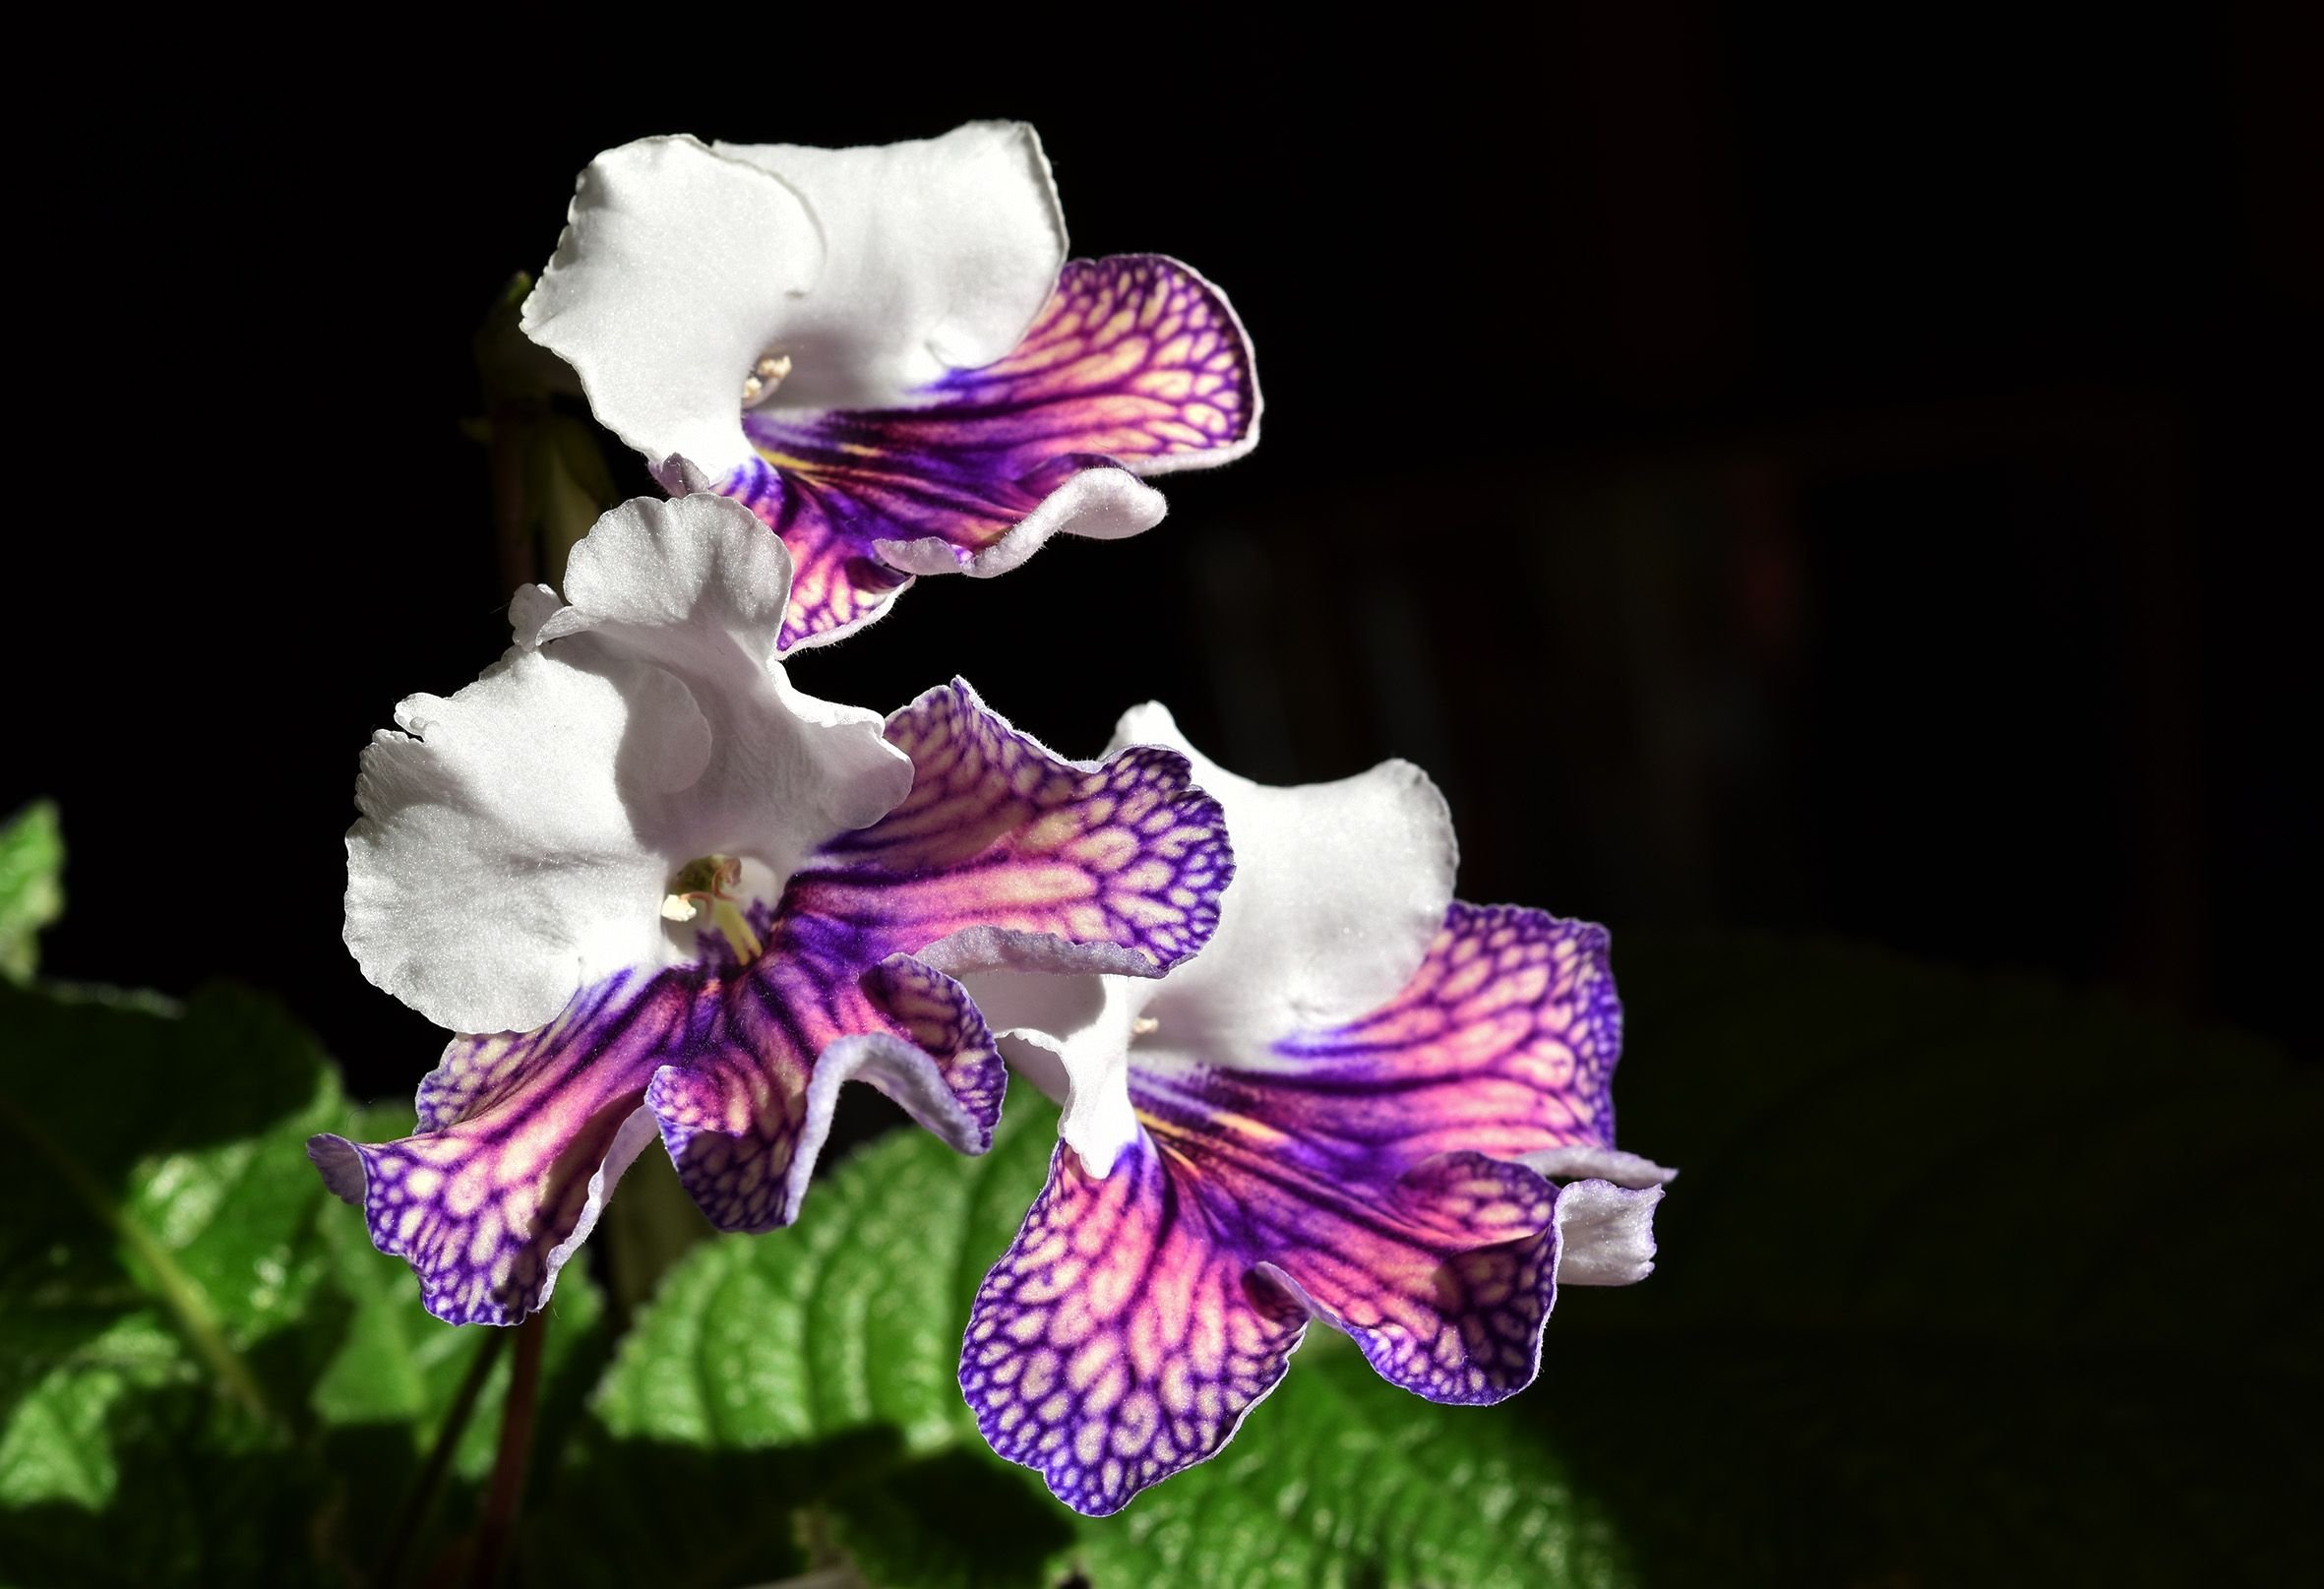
[[0, 982, 349, 1584], [0, 980, 611, 1587], [578, 939, 2321, 1589], [0, 801, 63, 981], [0, 982, 344, 1432]]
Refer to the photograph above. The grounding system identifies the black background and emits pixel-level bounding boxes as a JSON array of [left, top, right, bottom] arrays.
[[8, 6, 2313, 1102]]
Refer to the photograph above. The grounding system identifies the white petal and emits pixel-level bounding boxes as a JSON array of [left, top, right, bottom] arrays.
[[713, 122, 1066, 411], [1520, 1145, 1679, 1190], [1551, 1179, 1666, 1287], [540, 496, 914, 874], [958, 706, 1455, 1174], [543, 492, 792, 667], [343, 647, 702, 1036], [1115, 703, 1458, 1053], [964, 970, 1153, 1176], [523, 125, 1066, 481], [872, 465, 1167, 579], [521, 136, 823, 477], [347, 495, 911, 1036], [508, 582, 562, 645]]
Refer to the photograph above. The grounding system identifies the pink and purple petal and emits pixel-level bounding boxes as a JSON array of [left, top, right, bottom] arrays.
[[792, 680, 1232, 978], [1206, 902, 1626, 1176], [719, 457, 913, 648], [1138, 1110, 1560, 1405], [964, 903, 1636, 1510], [965, 1114, 1566, 1512], [308, 969, 710, 1325], [646, 931, 1005, 1236], [961, 1131, 1308, 1517], [728, 255, 1256, 650]]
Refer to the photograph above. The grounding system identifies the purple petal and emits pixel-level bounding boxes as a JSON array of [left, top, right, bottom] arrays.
[[718, 457, 915, 649], [792, 680, 1232, 978], [1229, 902, 1626, 1175], [960, 1131, 1308, 1517], [961, 903, 1634, 1506], [729, 255, 1257, 651], [308, 970, 705, 1325], [645, 934, 1004, 1235]]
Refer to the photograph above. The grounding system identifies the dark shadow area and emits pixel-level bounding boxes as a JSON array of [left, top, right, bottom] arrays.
[[1531, 1328, 2322, 1588], [8, 6, 2310, 1093], [531, 1426, 905, 1589]]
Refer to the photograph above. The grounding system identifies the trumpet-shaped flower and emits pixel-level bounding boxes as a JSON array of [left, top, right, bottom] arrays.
[[957, 707, 1671, 1515], [311, 497, 1231, 1325], [521, 122, 1259, 653]]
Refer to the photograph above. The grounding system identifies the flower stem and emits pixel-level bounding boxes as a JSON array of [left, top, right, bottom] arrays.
[[371, 1325, 507, 1589], [464, 1311, 548, 1589]]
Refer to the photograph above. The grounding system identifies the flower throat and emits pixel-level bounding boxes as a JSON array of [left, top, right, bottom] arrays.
[[660, 854, 764, 963]]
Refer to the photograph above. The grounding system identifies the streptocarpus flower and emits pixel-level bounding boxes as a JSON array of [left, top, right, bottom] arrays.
[[957, 707, 1672, 1515], [310, 496, 1232, 1325], [520, 122, 1259, 652]]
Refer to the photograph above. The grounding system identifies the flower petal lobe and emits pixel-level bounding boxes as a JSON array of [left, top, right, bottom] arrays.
[[961, 1131, 1307, 1517], [309, 970, 701, 1324], [732, 255, 1255, 649], [796, 681, 1233, 978]]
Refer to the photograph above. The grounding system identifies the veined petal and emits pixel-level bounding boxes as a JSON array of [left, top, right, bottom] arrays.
[[637, 678, 1232, 1233], [719, 458, 915, 651], [521, 136, 824, 477], [645, 935, 1006, 1235], [734, 256, 1256, 651], [962, 901, 1640, 1506], [713, 122, 1066, 411], [1133, 1090, 1563, 1408], [308, 969, 706, 1325], [318, 935, 1013, 1318], [960, 1131, 1308, 1517], [798, 681, 1233, 979], [1153, 902, 1629, 1174]]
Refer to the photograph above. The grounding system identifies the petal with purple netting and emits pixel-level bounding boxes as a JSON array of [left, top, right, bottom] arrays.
[[524, 127, 1259, 650]]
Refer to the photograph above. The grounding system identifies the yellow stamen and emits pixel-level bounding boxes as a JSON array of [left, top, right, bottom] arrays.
[[709, 897, 764, 962], [664, 854, 762, 962], [742, 353, 794, 405]]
